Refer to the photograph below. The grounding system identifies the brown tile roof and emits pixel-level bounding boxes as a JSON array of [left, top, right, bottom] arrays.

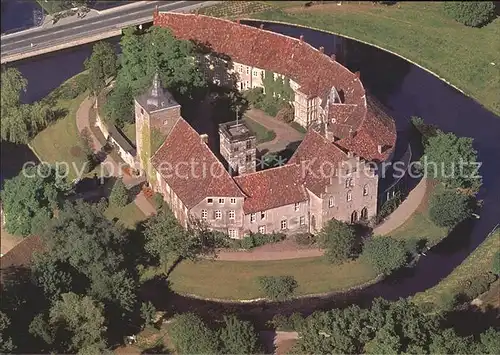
[[1, 235, 44, 285], [151, 118, 244, 209], [153, 12, 365, 104], [289, 130, 349, 197], [234, 165, 308, 214]]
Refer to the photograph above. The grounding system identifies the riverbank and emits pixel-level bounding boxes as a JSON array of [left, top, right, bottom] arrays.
[[200, 1, 500, 116]]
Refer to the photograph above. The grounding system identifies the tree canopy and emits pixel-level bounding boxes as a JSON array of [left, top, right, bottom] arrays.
[[219, 315, 260, 354], [319, 219, 357, 264], [429, 189, 474, 228], [84, 41, 117, 96], [361, 236, 407, 275], [443, 1, 496, 27], [0, 311, 15, 353], [1, 164, 70, 236], [109, 178, 128, 207], [168, 313, 219, 355]]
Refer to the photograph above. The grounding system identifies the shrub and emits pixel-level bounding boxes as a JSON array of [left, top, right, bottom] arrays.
[[243, 87, 264, 108], [438, 292, 460, 311], [169, 313, 219, 354], [153, 192, 164, 210], [219, 315, 260, 354], [429, 190, 474, 228], [461, 273, 496, 300], [270, 313, 304, 331], [236, 232, 285, 249], [375, 191, 402, 224], [294, 233, 316, 246], [258, 275, 298, 300], [492, 252, 500, 276], [140, 301, 157, 328], [443, 1, 495, 27], [109, 178, 128, 207], [362, 236, 407, 275], [319, 220, 357, 264]]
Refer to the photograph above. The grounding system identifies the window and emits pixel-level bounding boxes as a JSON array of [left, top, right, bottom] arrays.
[[253, 70, 258, 77], [238, 65, 242, 73], [258, 225, 266, 234], [228, 229, 238, 238], [140, 108, 144, 115], [230, 198, 236, 204], [215, 210, 222, 219], [201, 209, 207, 219], [328, 197, 335, 208], [207, 198, 213, 204], [281, 220, 287, 230], [246, 154, 252, 163], [345, 178, 352, 188], [228, 210, 235, 220], [260, 211, 266, 220], [246, 140, 252, 149], [246, 67, 250, 75], [347, 190, 352, 202], [245, 80, 249, 88], [234, 146, 239, 152], [294, 202, 300, 212], [300, 216, 305, 225], [363, 184, 369, 196], [250, 213, 256, 223], [219, 198, 225, 204]]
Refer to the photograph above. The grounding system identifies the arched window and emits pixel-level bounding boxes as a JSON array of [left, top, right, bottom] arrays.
[[351, 210, 358, 223], [328, 197, 335, 208], [361, 207, 368, 220], [345, 178, 351, 188], [311, 215, 316, 231], [347, 190, 352, 202], [363, 184, 369, 196]]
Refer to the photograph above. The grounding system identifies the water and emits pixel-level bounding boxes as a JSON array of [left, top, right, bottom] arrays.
[[0, 0, 43, 34], [1, 18, 499, 323]]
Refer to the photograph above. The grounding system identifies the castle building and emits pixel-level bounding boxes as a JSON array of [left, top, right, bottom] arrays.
[[134, 12, 397, 238]]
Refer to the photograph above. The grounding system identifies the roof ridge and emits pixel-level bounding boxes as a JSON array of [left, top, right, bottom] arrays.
[[233, 162, 301, 181]]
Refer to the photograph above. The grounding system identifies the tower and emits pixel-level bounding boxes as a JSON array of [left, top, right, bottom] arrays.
[[218, 118, 256, 176], [134, 73, 181, 178]]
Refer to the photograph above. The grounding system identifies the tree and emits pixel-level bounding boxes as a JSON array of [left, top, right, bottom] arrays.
[[168, 313, 219, 354], [109, 178, 128, 207], [140, 302, 157, 329], [1, 68, 51, 143], [103, 81, 134, 127], [1, 164, 70, 236], [430, 328, 474, 354], [422, 131, 482, 192], [32, 253, 73, 302], [318, 219, 357, 264], [443, 1, 495, 27], [362, 236, 407, 275], [0, 312, 15, 353], [429, 189, 474, 228], [257, 276, 298, 300], [84, 41, 117, 96], [219, 315, 260, 354], [479, 328, 500, 354], [491, 252, 500, 276]]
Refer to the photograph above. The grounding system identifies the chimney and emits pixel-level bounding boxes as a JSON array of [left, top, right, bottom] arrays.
[[330, 54, 336, 61], [347, 151, 353, 158], [259, 23, 264, 29], [355, 71, 360, 79], [200, 134, 209, 145], [299, 34, 304, 42], [319, 46, 324, 53], [377, 144, 383, 154]]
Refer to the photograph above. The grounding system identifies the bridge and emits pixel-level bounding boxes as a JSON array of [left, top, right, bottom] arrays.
[[0, 1, 219, 64]]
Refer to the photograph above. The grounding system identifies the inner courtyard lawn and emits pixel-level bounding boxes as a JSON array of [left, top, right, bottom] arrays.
[[168, 257, 377, 300], [201, 1, 500, 116], [104, 202, 146, 230], [244, 117, 276, 144]]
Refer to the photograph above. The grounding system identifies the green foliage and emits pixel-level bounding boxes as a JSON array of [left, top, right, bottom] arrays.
[[294, 233, 316, 246], [319, 219, 357, 264], [103, 82, 134, 128], [84, 41, 117, 96], [57, 73, 89, 100], [270, 312, 304, 331], [153, 192, 164, 210], [243, 87, 264, 108], [32, 254, 73, 302], [168, 313, 219, 355], [255, 70, 294, 117], [460, 273, 496, 301], [109, 178, 128, 207], [0, 311, 15, 353], [429, 189, 474, 228], [1, 164, 70, 236], [375, 191, 402, 224], [362, 236, 407, 275], [257, 275, 298, 300], [437, 291, 460, 311], [429, 328, 475, 354], [422, 131, 482, 192], [411, 116, 438, 146], [219, 315, 260, 354], [479, 328, 500, 354], [233, 232, 285, 249], [492, 252, 500, 275], [1, 68, 52, 143], [140, 302, 157, 328], [443, 1, 495, 27]]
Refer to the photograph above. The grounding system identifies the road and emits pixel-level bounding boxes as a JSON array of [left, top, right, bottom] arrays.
[[0, 1, 215, 63]]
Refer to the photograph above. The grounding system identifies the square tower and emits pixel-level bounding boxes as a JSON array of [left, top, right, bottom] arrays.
[[219, 119, 256, 175], [135, 73, 181, 178]]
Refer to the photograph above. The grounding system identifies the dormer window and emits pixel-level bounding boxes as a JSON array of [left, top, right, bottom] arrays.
[[207, 198, 213, 204]]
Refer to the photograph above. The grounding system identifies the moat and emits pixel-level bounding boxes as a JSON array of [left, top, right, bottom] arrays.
[[1, 20, 499, 323]]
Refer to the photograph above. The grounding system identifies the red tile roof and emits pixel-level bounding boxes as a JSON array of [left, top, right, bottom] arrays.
[[289, 130, 349, 197], [234, 165, 308, 214], [151, 118, 244, 209]]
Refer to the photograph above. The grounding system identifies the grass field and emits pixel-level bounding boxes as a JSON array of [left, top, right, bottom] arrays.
[[412, 228, 500, 306], [104, 202, 146, 230], [244, 117, 277, 144], [200, 1, 500, 116], [168, 257, 377, 300], [30, 76, 89, 181]]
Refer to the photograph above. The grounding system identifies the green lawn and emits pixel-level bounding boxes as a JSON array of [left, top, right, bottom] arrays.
[[201, 1, 500, 116], [412, 229, 500, 306], [244, 117, 277, 144], [30, 76, 89, 181], [168, 257, 377, 300], [104, 202, 146, 229]]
